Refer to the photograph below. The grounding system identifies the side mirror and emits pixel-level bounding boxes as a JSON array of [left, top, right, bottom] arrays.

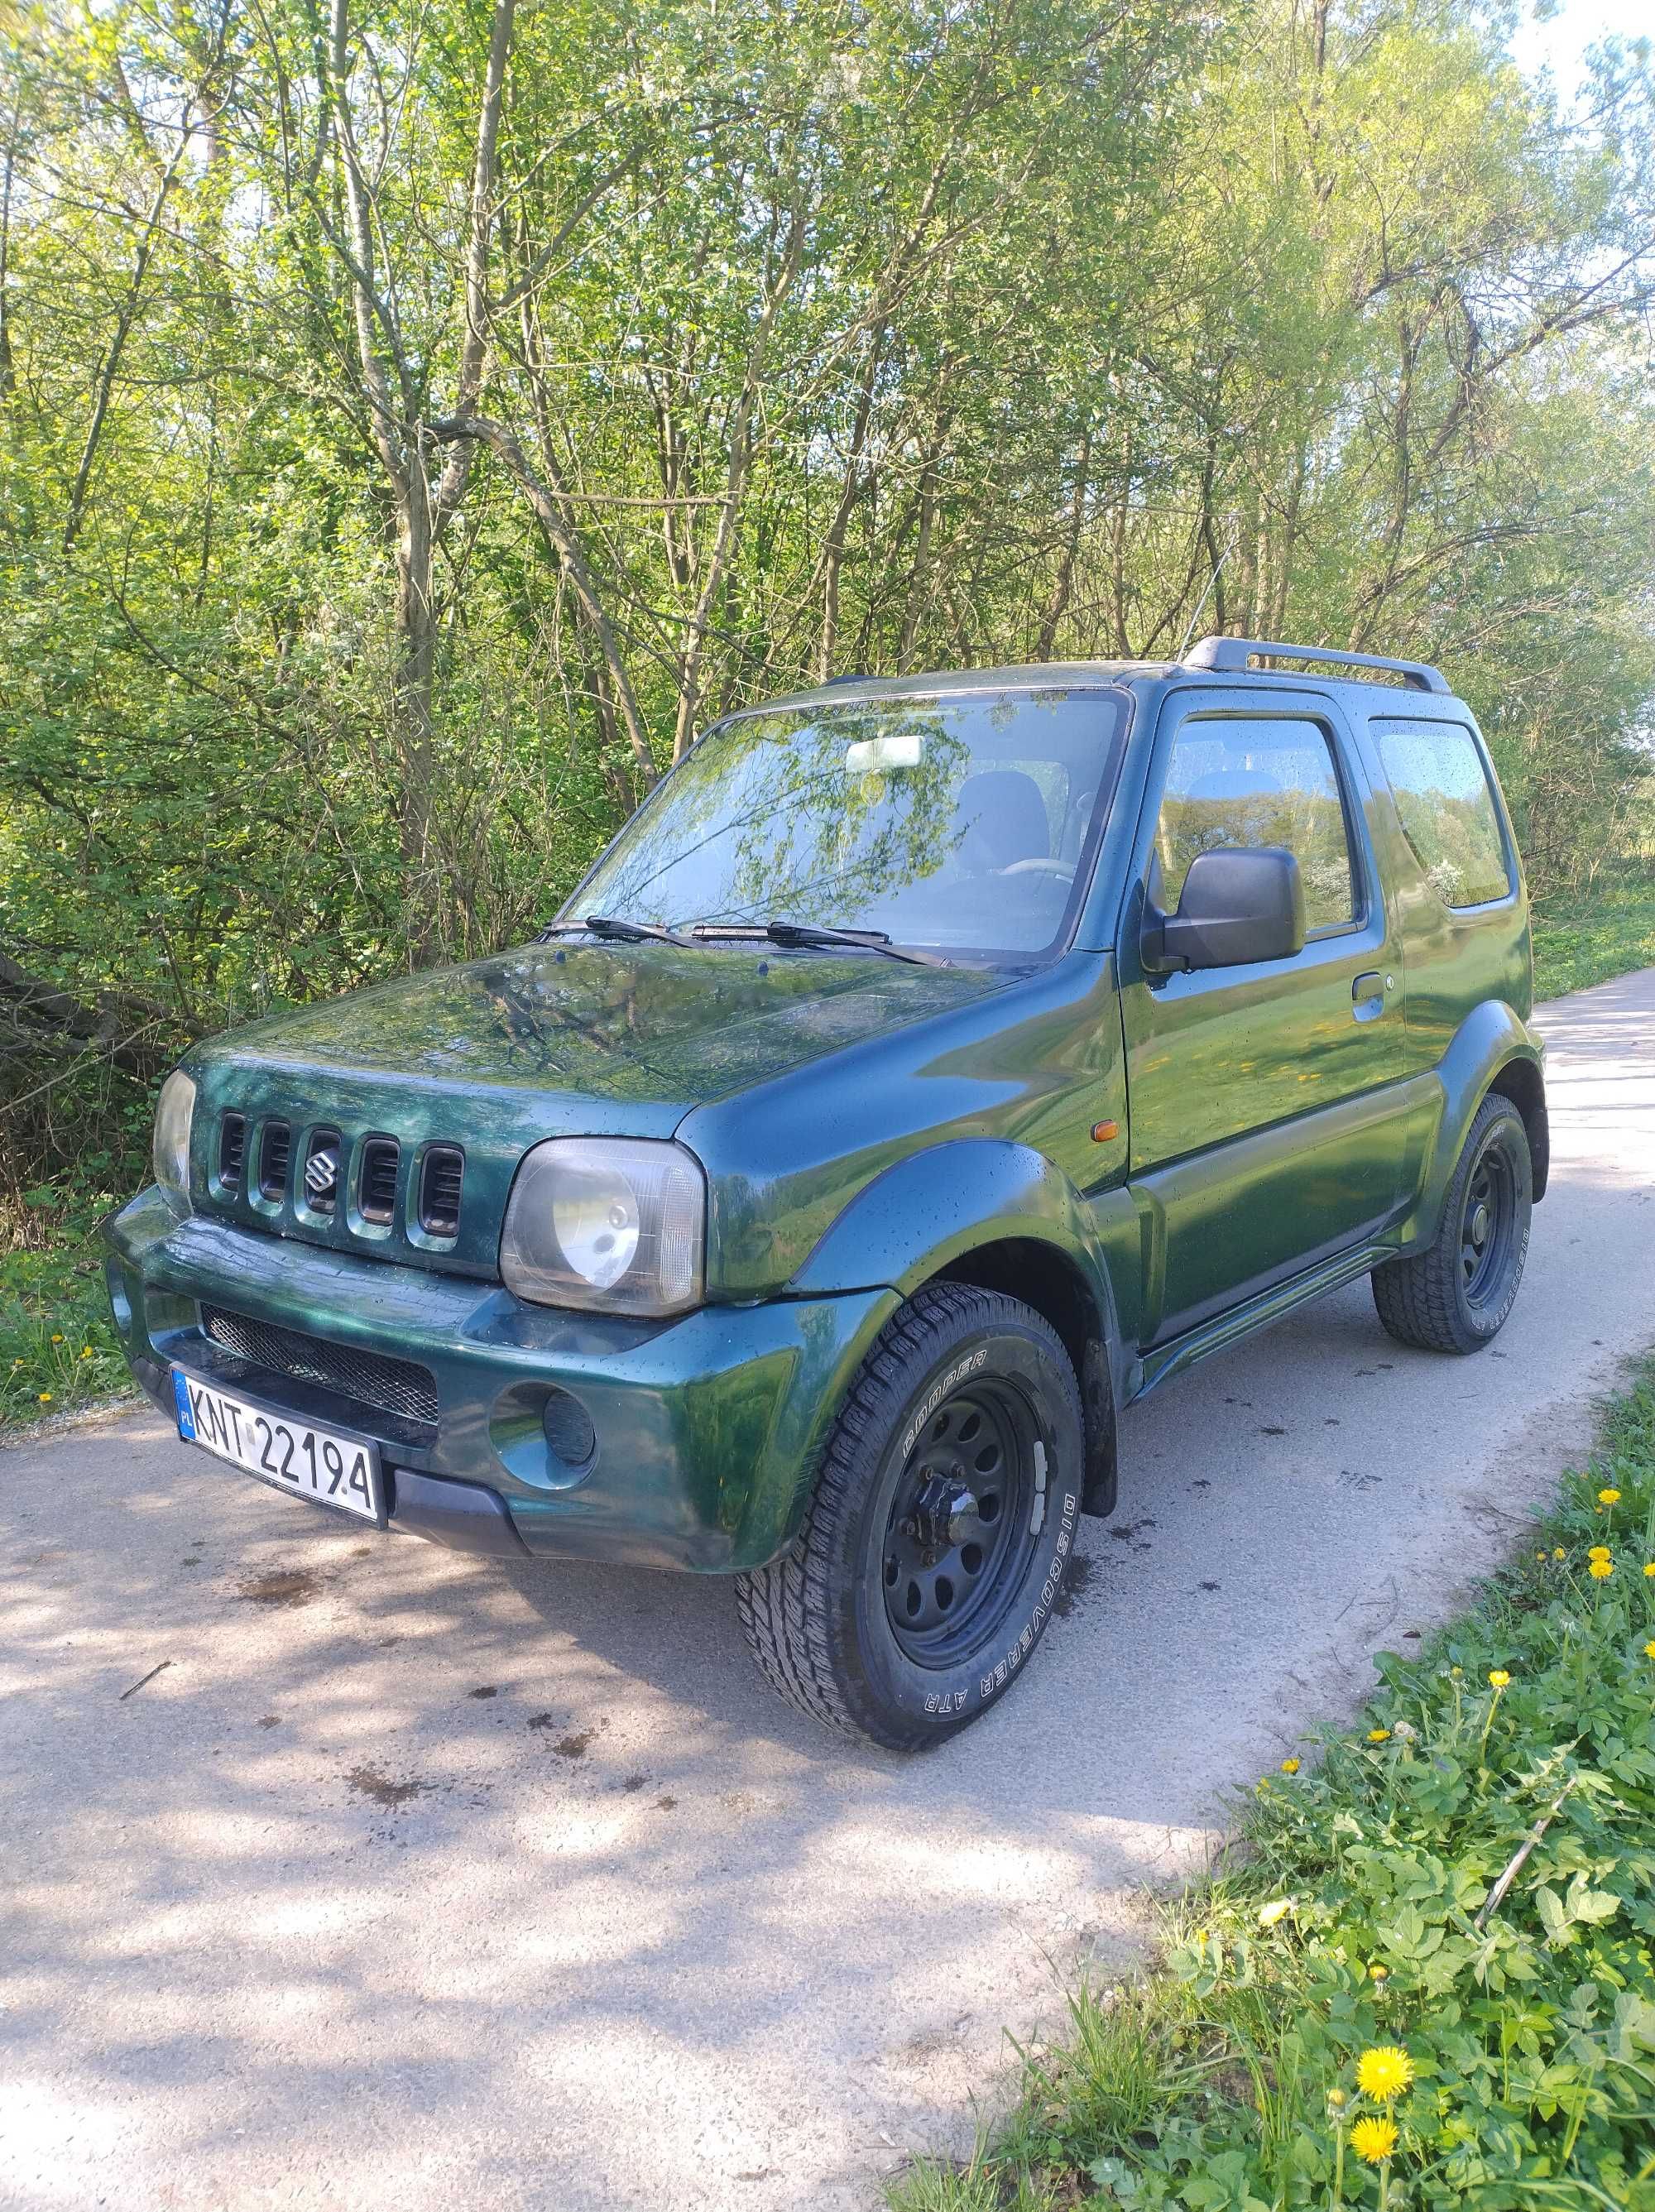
[[1141, 845, 1306, 975]]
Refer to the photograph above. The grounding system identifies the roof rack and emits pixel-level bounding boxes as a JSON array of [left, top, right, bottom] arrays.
[[1183, 636, 1450, 695]]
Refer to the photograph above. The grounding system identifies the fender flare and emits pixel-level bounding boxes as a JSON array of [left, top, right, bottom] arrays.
[[1398, 1001, 1547, 1250], [787, 1137, 1130, 1516]]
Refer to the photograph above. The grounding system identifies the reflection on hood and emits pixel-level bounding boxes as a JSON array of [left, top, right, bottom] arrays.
[[208, 940, 1003, 1110]]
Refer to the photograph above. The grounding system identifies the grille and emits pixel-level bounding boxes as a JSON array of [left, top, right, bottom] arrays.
[[359, 1136, 400, 1224], [258, 1120, 291, 1202], [202, 1304, 439, 1430], [419, 1145, 465, 1237], [218, 1114, 246, 1190]]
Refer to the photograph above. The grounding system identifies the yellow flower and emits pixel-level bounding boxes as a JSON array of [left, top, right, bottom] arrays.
[[1553, 1547, 1566, 1562], [1369, 1963, 1389, 1981], [1599, 1488, 1621, 1505], [1643, 1563, 1655, 1579], [1258, 1898, 1293, 1927], [80, 1346, 93, 1359], [1644, 1641, 1655, 1661], [1350, 2115, 1399, 2165], [1327, 2087, 1346, 2110], [1590, 1545, 1611, 1562], [1590, 1557, 1614, 1581], [1356, 2046, 1416, 2102], [50, 1333, 63, 1344], [1280, 1757, 1300, 1774], [1488, 1670, 1510, 1689], [37, 1392, 51, 1403], [1368, 1728, 1391, 1743]]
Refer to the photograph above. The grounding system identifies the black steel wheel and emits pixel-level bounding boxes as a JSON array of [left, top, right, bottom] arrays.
[[881, 1379, 1043, 1665], [1374, 1092, 1533, 1353], [736, 1283, 1085, 1749]]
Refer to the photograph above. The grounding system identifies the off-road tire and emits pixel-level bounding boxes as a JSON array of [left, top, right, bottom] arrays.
[[735, 1283, 1084, 1751], [1372, 1092, 1532, 1354]]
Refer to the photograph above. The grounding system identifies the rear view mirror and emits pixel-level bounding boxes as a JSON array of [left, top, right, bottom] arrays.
[[1141, 845, 1306, 975]]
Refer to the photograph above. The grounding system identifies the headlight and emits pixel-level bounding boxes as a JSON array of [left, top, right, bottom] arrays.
[[501, 1138, 705, 1315], [152, 1068, 196, 1207]]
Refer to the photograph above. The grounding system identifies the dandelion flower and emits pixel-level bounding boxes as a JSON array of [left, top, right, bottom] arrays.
[[1645, 1641, 1655, 1661], [1327, 2087, 1346, 2110], [80, 1346, 92, 1359], [1590, 1557, 1614, 1581], [1552, 1546, 1566, 1562], [1590, 1545, 1611, 1562], [1600, 1488, 1621, 1505], [1258, 1898, 1293, 1927], [1350, 2115, 1399, 2165], [1369, 1963, 1389, 1981], [1356, 2046, 1415, 2101], [1644, 1563, 1655, 1579], [1280, 1757, 1300, 1774], [37, 1392, 51, 1403], [1488, 1670, 1510, 1689], [1368, 1727, 1391, 1743], [50, 1333, 63, 1344]]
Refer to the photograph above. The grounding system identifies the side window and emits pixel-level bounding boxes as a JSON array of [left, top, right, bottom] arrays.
[[1154, 716, 1356, 931], [1374, 719, 1511, 909]]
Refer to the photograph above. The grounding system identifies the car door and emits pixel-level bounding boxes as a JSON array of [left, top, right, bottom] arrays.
[[1120, 690, 1406, 1344]]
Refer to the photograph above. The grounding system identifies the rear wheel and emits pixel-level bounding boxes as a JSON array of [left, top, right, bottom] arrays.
[[1372, 1092, 1532, 1353], [736, 1283, 1083, 1750]]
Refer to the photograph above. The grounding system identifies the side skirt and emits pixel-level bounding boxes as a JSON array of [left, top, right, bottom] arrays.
[[1124, 1240, 1394, 1407]]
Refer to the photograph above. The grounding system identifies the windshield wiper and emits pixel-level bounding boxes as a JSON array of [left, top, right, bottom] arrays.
[[541, 914, 698, 949], [689, 920, 951, 969]]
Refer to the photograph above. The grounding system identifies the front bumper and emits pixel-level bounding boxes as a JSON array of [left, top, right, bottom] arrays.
[[106, 1188, 897, 1571]]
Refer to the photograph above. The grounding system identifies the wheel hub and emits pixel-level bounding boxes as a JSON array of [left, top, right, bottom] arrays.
[[1469, 1199, 1490, 1249], [904, 1471, 980, 1565]]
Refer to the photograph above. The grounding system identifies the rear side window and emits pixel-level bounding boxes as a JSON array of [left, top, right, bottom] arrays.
[[1374, 719, 1511, 908], [1154, 716, 1355, 930]]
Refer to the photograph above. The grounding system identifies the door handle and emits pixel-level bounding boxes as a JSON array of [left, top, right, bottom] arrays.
[[1352, 970, 1386, 1023]]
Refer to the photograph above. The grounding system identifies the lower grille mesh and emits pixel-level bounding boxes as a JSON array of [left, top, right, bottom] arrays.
[[201, 1305, 439, 1430]]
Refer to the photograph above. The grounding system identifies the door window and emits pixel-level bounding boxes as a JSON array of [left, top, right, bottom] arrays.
[[1373, 718, 1511, 908], [1154, 717, 1357, 931]]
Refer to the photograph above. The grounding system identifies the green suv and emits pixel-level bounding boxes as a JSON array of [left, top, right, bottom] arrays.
[[107, 638, 1546, 1749]]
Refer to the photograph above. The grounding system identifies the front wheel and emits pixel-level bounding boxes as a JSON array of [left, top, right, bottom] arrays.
[[736, 1284, 1084, 1750], [1372, 1092, 1533, 1353]]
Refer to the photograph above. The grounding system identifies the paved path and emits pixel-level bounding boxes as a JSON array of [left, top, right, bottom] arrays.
[[5, 969, 1654, 2212]]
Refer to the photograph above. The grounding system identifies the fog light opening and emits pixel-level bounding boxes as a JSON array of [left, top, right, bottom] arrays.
[[541, 1388, 597, 1475]]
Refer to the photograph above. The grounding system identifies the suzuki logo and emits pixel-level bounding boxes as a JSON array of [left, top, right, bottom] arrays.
[[305, 1141, 340, 1203]]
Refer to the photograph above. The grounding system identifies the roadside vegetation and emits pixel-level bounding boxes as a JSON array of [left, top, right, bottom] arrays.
[[1533, 869, 1655, 1002], [4, 0, 1654, 1226], [891, 1361, 1655, 2212]]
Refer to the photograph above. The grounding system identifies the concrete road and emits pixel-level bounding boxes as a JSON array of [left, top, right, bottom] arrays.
[[5, 969, 1654, 2212]]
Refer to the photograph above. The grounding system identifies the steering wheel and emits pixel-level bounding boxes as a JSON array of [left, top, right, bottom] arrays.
[[999, 857, 1076, 882]]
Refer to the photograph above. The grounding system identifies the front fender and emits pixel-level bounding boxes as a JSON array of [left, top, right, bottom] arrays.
[[1397, 1000, 1546, 1250], [787, 1136, 1114, 1306], [786, 1138, 1131, 1519]]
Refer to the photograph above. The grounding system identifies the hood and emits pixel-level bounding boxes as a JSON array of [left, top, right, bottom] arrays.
[[208, 940, 1004, 1118]]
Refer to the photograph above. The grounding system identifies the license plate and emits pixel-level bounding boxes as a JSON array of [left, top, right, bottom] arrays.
[[171, 1367, 385, 1525]]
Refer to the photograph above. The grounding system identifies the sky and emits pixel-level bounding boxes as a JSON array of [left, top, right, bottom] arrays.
[[1509, 0, 1653, 97]]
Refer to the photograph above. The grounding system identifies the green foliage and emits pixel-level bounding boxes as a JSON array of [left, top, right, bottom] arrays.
[[1533, 869, 1655, 1000], [888, 1366, 1655, 2210], [1, 0, 1653, 1209], [1, 1183, 134, 1424]]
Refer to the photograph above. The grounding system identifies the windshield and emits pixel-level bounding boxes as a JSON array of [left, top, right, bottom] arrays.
[[568, 689, 1129, 961]]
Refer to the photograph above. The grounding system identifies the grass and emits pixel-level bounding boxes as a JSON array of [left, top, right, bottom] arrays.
[[890, 1361, 1655, 2212], [1, 1184, 137, 1428], [1533, 867, 1655, 1000]]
